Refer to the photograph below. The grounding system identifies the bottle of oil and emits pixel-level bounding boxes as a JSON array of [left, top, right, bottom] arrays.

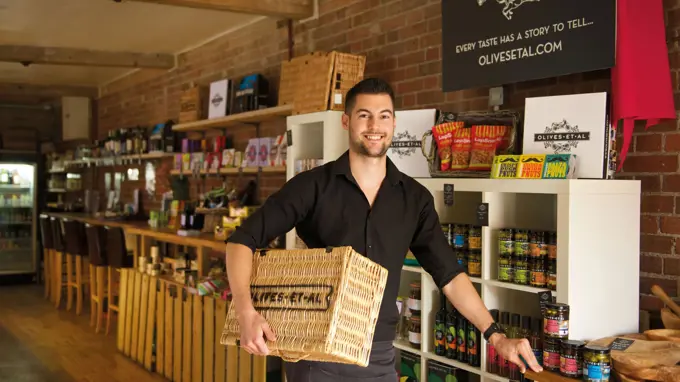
[[486, 309, 500, 375], [456, 313, 468, 363], [508, 313, 522, 381], [446, 306, 457, 359], [434, 293, 447, 356], [498, 311, 510, 377], [467, 319, 481, 367]]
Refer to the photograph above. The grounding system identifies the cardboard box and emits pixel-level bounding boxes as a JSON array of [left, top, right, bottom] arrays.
[[491, 155, 520, 179], [208, 79, 231, 119], [542, 154, 577, 179], [522, 92, 611, 179], [517, 154, 546, 179], [387, 109, 437, 178], [399, 351, 421, 381]]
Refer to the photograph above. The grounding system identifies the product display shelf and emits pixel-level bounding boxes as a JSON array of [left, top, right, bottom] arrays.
[[284, 111, 347, 250], [64, 152, 174, 167], [171, 105, 293, 133], [400, 177, 640, 382], [170, 166, 286, 176]]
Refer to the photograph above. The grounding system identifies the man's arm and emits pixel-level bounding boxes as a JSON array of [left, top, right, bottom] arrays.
[[225, 172, 316, 355], [409, 192, 542, 373]]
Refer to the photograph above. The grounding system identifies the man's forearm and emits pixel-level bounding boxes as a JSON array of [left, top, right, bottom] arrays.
[[226, 242, 256, 316], [442, 273, 501, 343]]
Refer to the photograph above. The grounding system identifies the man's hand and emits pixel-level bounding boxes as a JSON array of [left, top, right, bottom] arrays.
[[237, 308, 277, 356], [491, 333, 543, 373]]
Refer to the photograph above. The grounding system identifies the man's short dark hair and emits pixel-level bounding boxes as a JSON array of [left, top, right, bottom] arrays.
[[344, 78, 396, 114]]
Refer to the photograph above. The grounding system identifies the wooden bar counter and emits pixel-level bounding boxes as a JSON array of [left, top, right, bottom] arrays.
[[45, 212, 271, 382]]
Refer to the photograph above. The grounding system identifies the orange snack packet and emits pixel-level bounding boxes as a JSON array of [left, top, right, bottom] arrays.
[[451, 127, 473, 170], [432, 122, 464, 171], [469, 125, 507, 171]]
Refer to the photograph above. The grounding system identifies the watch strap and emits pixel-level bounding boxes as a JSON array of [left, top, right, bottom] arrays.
[[483, 322, 504, 341]]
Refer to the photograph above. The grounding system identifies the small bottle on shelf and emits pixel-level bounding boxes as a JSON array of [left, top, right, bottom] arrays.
[[434, 293, 448, 356], [498, 311, 510, 377], [467, 319, 481, 367], [456, 313, 467, 363], [445, 304, 457, 360], [529, 317, 543, 367], [486, 309, 500, 375], [508, 314, 522, 381]]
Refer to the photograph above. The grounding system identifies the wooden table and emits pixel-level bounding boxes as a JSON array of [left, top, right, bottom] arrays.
[[46, 212, 226, 276]]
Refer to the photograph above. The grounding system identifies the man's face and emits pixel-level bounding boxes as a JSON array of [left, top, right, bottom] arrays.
[[343, 93, 396, 158]]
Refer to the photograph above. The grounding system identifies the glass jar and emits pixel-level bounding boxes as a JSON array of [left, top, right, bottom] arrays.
[[456, 250, 467, 270], [514, 229, 529, 257], [583, 345, 611, 381], [453, 224, 468, 249], [543, 302, 570, 339], [408, 282, 421, 317], [560, 339, 585, 378], [530, 258, 547, 288], [498, 254, 513, 282], [467, 250, 481, 277], [513, 255, 529, 285], [543, 338, 561, 372], [499, 228, 514, 257], [547, 231, 557, 260], [529, 230, 546, 259], [408, 316, 422, 349], [468, 225, 481, 250], [548, 259, 557, 291], [441, 224, 451, 246]]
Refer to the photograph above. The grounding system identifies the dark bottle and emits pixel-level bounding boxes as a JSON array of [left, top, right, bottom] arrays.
[[180, 202, 190, 230], [520, 315, 532, 369], [445, 305, 457, 359], [499, 311, 510, 377], [467, 319, 481, 367], [529, 317, 543, 367], [508, 313, 522, 381], [456, 314, 467, 363], [434, 293, 448, 356], [487, 309, 500, 375]]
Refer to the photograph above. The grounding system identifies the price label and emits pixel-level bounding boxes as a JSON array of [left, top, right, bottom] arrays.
[[610, 338, 635, 351], [476, 203, 489, 226], [443, 184, 454, 206]]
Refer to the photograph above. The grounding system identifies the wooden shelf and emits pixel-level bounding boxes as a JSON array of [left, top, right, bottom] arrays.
[[64, 152, 174, 167], [170, 166, 286, 176], [172, 105, 293, 132]]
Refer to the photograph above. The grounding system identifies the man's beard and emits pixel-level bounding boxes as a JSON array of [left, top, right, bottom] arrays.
[[351, 138, 390, 158]]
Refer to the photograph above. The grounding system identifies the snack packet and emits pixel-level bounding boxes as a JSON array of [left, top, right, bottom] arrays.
[[469, 125, 507, 171], [451, 127, 473, 170], [432, 122, 464, 171]]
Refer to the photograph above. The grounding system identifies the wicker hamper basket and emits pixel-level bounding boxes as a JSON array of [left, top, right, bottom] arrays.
[[421, 110, 522, 178], [220, 246, 389, 367]]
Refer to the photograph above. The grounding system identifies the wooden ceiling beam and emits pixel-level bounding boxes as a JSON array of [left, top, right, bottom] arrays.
[[125, 0, 313, 19], [0, 45, 175, 69], [0, 83, 98, 99]]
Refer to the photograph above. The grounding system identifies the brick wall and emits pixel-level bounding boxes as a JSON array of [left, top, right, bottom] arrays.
[[96, 0, 679, 309]]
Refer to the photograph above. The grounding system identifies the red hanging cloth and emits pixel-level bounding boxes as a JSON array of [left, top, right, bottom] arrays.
[[612, 0, 676, 171]]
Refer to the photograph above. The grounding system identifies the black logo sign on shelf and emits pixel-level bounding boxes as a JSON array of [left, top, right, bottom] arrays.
[[476, 203, 489, 226], [441, 0, 616, 91], [610, 338, 635, 351], [443, 184, 454, 206]]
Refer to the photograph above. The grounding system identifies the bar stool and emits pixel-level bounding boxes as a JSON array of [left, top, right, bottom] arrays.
[[62, 219, 89, 315], [86, 223, 108, 333], [39, 215, 54, 300], [50, 217, 67, 309], [104, 226, 133, 335]]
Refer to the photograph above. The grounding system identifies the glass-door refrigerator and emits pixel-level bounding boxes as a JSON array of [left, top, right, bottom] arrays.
[[0, 163, 36, 276]]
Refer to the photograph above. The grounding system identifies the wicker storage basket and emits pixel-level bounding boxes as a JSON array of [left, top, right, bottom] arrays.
[[278, 51, 366, 115], [421, 110, 522, 178], [220, 246, 388, 367]]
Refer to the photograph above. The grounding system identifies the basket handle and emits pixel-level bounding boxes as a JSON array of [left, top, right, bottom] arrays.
[[421, 130, 434, 161]]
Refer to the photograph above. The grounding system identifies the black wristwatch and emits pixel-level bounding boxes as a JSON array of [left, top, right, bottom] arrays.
[[483, 322, 505, 341]]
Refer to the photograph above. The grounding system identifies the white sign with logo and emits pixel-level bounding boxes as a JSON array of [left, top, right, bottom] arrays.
[[388, 109, 437, 178], [522, 92, 611, 179], [208, 79, 231, 119]]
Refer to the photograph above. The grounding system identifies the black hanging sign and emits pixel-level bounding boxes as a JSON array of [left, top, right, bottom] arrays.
[[441, 0, 616, 91], [476, 203, 489, 226], [443, 184, 455, 206]]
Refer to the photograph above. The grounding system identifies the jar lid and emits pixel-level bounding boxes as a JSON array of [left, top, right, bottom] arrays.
[[409, 281, 421, 288], [410, 316, 421, 322], [561, 339, 585, 349], [584, 345, 610, 354], [545, 302, 569, 311]]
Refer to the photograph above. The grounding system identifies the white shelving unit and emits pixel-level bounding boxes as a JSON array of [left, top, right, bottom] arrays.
[[282, 111, 641, 382], [401, 177, 640, 381]]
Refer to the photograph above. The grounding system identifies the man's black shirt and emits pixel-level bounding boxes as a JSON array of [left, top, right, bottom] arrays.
[[227, 150, 466, 342]]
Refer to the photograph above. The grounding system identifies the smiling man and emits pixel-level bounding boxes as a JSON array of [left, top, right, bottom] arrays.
[[225, 78, 542, 381]]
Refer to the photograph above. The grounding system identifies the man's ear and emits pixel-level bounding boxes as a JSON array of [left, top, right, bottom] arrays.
[[342, 113, 350, 131]]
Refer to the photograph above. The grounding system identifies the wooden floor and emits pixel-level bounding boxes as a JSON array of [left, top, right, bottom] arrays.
[[0, 283, 166, 382]]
